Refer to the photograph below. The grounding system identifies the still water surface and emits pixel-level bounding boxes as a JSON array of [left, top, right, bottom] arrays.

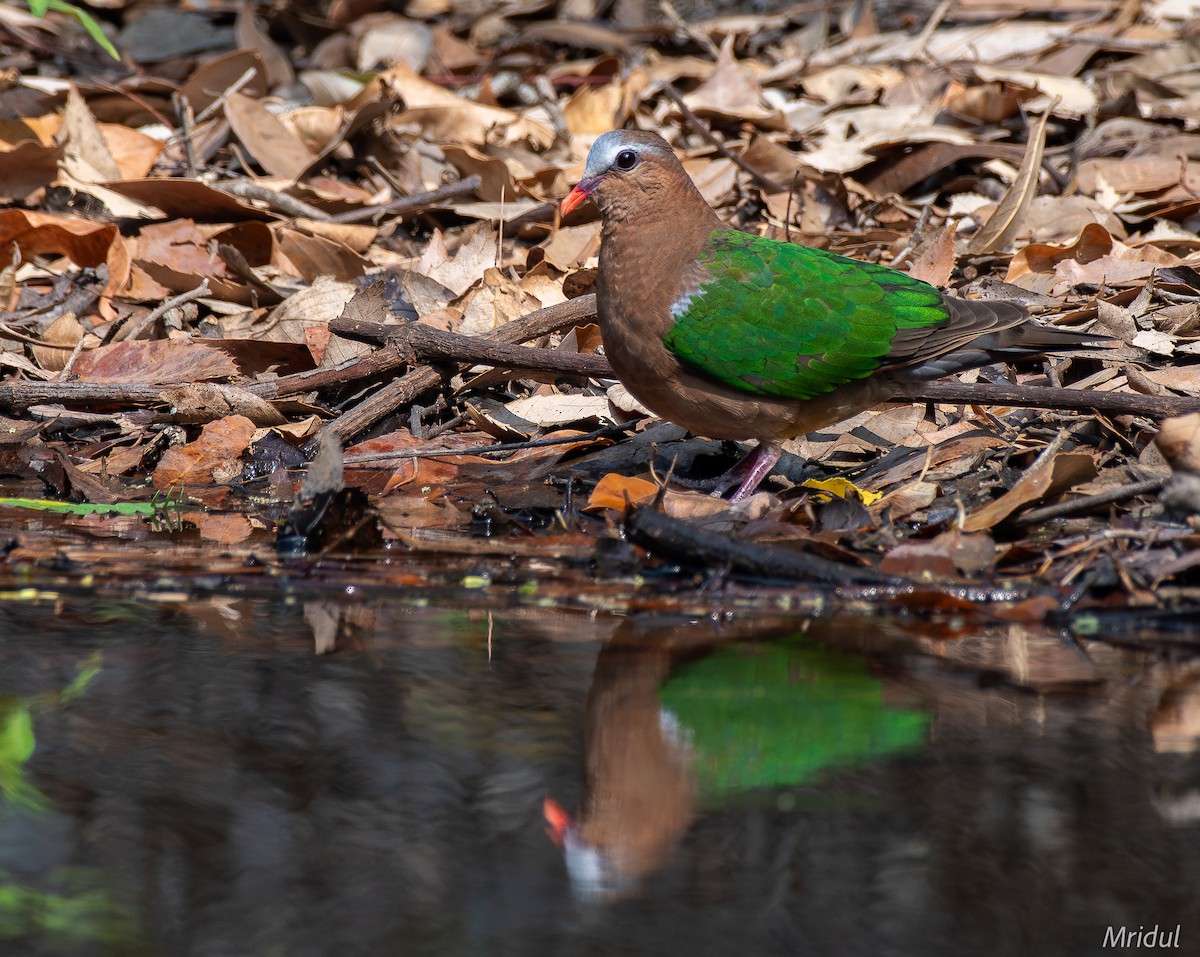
[[1, 594, 1197, 956]]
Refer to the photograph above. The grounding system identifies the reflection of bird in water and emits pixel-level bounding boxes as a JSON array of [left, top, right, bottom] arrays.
[[544, 616, 933, 901], [544, 638, 692, 900], [543, 616, 800, 901]]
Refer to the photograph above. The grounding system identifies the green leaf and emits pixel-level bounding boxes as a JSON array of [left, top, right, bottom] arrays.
[[0, 497, 156, 516], [27, 0, 120, 59]]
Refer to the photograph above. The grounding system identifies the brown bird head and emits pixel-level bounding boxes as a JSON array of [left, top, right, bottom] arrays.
[[560, 130, 703, 224]]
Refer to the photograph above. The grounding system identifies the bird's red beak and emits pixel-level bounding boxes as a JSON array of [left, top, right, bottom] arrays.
[[560, 177, 599, 217], [543, 796, 572, 847]]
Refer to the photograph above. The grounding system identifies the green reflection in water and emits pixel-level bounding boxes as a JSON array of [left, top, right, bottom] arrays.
[[0, 653, 141, 951], [659, 638, 929, 797], [0, 867, 133, 947]]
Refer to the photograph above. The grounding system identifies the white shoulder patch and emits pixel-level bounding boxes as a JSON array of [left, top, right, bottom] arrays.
[[669, 283, 706, 319]]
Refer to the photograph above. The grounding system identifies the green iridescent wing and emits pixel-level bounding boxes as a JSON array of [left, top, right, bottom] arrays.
[[663, 230, 951, 400]]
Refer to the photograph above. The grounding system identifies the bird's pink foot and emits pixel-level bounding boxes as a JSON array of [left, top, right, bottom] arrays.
[[670, 442, 782, 503]]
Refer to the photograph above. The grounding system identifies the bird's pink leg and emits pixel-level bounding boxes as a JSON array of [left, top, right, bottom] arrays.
[[670, 442, 782, 502], [727, 442, 782, 504]]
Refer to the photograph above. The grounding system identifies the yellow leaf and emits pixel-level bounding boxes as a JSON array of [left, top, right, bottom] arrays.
[[800, 477, 882, 505]]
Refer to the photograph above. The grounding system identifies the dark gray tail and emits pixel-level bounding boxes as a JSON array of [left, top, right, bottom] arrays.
[[903, 298, 1114, 381]]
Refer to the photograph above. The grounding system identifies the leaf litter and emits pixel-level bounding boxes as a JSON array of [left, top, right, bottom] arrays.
[[1, 0, 1200, 632]]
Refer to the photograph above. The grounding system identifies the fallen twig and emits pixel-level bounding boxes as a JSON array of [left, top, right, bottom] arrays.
[[1015, 477, 1166, 526], [113, 280, 212, 344], [218, 182, 330, 221], [911, 380, 1200, 420], [626, 505, 904, 586], [330, 314, 611, 379], [310, 295, 599, 450], [328, 176, 484, 225], [331, 310, 1200, 421], [341, 424, 626, 465]]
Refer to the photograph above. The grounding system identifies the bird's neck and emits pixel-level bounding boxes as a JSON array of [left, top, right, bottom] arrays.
[[597, 180, 722, 344]]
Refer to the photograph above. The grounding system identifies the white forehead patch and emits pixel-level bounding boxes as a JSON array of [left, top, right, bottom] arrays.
[[582, 132, 644, 179]]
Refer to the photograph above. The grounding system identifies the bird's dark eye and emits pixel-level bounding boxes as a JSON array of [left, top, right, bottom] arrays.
[[614, 149, 638, 171]]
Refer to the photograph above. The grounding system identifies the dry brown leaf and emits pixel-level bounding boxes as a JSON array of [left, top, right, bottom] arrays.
[[682, 38, 786, 130], [941, 81, 1021, 125], [802, 65, 904, 104], [418, 224, 498, 297], [184, 511, 255, 544], [165, 383, 289, 427], [273, 227, 368, 282], [103, 179, 276, 223], [153, 415, 257, 488], [562, 83, 624, 136], [71, 339, 239, 384], [540, 223, 600, 271], [378, 64, 554, 148], [504, 394, 619, 428], [290, 218, 376, 254], [880, 541, 959, 581], [1077, 157, 1199, 196], [31, 312, 89, 372], [967, 105, 1054, 254], [906, 221, 958, 287], [1006, 222, 1113, 284], [235, 6, 294, 88], [224, 92, 318, 182], [971, 66, 1097, 118], [586, 472, 658, 511], [442, 144, 514, 203], [352, 14, 433, 72], [873, 480, 938, 519], [56, 84, 120, 183], [1141, 367, 1200, 394], [456, 267, 540, 337], [178, 49, 269, 115], [264, 277, 359, 361], [0, 209, 130, 296], [137, 219, 224, 276], [0, 137, 61, 203], [962, 451, 1097, 531]]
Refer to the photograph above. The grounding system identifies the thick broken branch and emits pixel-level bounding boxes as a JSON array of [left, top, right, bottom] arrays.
[[330, 312, 610, 379], [909, 381, 1200, 420], [312, 295, 599, 449], [0, 381, 167, 410], [626, 506, 903, 586]]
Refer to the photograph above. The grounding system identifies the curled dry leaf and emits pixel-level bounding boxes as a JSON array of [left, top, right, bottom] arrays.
[[153, 415, 257, 488], [0, 209, 130, 296], [166, 383, 289, 427], [586, 472, 658, 511], [971, 66, 1097, 119], [962, 451, 1098, 531], [1156, 413, 1200, 474], [967, 105, 1053, 255]]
